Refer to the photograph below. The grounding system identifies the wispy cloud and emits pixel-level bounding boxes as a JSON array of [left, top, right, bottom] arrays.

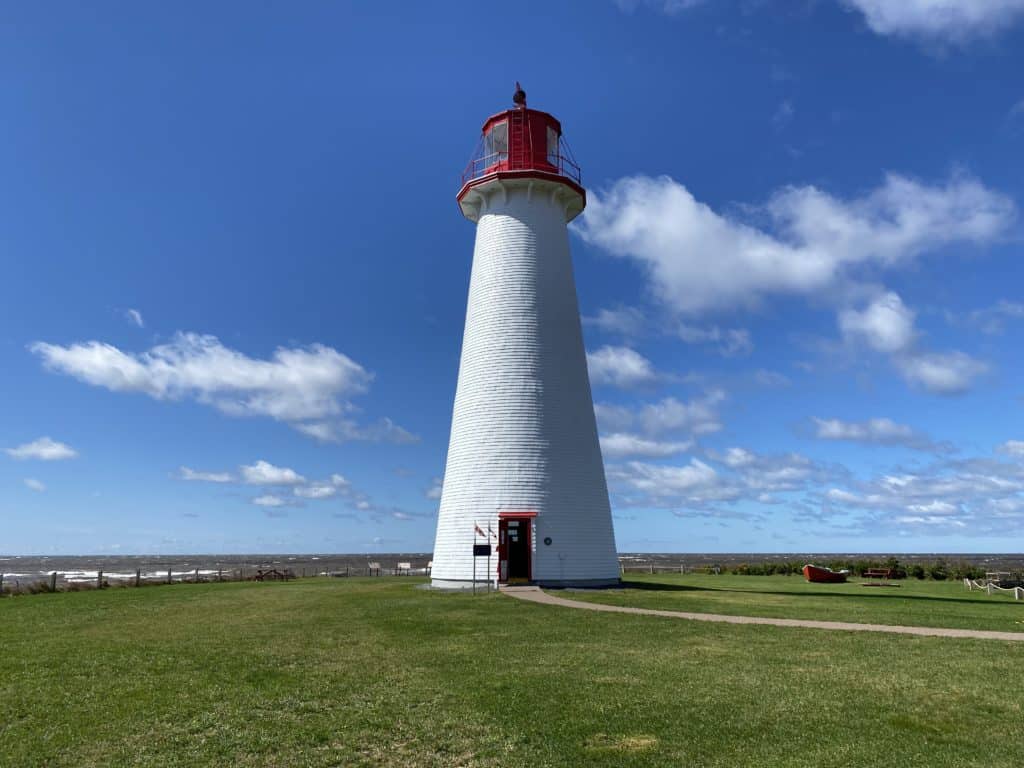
[[6, 437, 78, 461], [677, 324, 753, 357], [179, 466, 234, 483], [600, 433, 693, 459], [821, 451, 1024, 535], [772, 100, 794, 131], [31, 332, 415, 444], [124, 308, 144, 328], [582, 306, 646, 337], [24, 478, 46, 492], [596, 390, 725, 437], [252, 494, 287, 508], [812, 417, 952, 453]]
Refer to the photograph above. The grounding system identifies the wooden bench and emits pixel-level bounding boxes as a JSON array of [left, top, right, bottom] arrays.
[[862, 568, 900, 587], [863, 568, 894, 580]]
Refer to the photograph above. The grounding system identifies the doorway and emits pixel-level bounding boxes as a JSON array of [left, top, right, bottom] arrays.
[[498, 513, 534, 583]]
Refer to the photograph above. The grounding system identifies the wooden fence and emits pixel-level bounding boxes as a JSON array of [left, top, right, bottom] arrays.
[[0, 562, 433, 596]]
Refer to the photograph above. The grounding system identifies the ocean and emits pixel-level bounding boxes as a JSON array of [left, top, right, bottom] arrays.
[[2, 552, 1021, 587]]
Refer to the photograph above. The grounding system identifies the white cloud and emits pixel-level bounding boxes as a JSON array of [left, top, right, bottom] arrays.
[[998, 440, 1024, 457], [125, 308, 144, 328], [596, 390, 725, 439], [958, 300, 1024, 334], [839, 292, 916, 353], [30, 333, 412, 443], [842, 0, 1024, 44], [252, 495, 286, 507], [6, 437, 78, 461], [179, 466, 234, 483], [600, 433, 693, 458], [240, 460, 306, 486], [772, 100, 794, 130], [896, 351, 987, 395], [719, 447, 756, 468], [640, 391, 725, 435], [839, 291, 987, 395], [813, 417, 949, 452], [426, 477, 443, 500], [615, 0, 705, 13], [24, 478, 46, 492], [582, 306, 645, 337], [293, 483, 338, 499], [754, 369, 791, 387], [677, 324, 753, 356], [822, 453, 1024, 534], [294, 418, 419, 445], [618, 458, 721, 496], [587, 345, 659, 388], [607, 446, 832, 513], [576, 173, 1014, 315], [330, 474, 350, 488]]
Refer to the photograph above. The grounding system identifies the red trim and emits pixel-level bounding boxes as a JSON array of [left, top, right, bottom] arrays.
[[498, 510, 538, 518], [456, 170, 586, 206], [481, 108, 561, 137]]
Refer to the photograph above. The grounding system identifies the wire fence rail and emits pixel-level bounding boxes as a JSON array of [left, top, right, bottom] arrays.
[[964, 577, 1024, 600], [0, 561, 433, 597]]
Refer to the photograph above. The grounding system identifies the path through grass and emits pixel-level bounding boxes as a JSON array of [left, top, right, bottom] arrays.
[[563, 573, 1024, 632]]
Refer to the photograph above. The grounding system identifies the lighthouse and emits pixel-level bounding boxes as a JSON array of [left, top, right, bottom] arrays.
[[431, 86, 619, 588]]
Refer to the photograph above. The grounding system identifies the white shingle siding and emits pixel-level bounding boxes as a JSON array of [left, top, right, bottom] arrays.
[[432, 179, 619, 587]]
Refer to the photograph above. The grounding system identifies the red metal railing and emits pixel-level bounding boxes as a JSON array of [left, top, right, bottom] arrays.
[[460, 136, 582, 188]]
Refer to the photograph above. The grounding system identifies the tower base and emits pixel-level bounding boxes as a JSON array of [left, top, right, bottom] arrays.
[[429, 577, 621, 590]]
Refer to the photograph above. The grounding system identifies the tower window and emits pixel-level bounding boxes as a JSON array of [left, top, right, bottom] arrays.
[[546, 126, 559, 166], [485, 121, 508, 160]]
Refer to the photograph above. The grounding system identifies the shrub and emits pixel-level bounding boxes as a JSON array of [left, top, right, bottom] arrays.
[[929, 560, 949, 581]]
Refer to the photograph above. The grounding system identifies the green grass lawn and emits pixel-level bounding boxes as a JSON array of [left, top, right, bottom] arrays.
[[563, 573, 1024, 632], [1, 577, 1022, 767]]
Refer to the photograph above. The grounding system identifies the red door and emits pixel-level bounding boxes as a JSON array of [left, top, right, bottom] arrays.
[[498, 516, 532, 583]]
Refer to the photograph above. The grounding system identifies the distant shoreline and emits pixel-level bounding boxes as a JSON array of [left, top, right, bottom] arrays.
[[3, 551, 1023, 582]]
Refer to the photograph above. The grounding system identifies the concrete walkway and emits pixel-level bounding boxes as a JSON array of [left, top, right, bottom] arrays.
[[502, 586, 1024, 642]]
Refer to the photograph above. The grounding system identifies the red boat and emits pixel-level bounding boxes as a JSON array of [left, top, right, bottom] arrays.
[[802, 564, 849, 583]]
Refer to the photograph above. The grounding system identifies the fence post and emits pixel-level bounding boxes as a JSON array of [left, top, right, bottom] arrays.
[[217, 568, 222, 582], [167, 568, 172, 585], [650, 564, 654, 574], [97, 570, 103, 589], [135, 569, 141, 587], [194, 568, 199, 583], [50, 571, 57, 592], [0, 572, 4, 594]]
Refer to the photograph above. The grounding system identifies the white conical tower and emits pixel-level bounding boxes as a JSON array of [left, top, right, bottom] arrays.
[[431, 87, 619, 588]]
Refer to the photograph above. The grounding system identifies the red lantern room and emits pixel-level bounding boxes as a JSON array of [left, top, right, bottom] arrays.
[[457, 83, 585, 221]]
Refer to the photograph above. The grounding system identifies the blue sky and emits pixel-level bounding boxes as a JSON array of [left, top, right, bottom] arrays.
[[3, 1, 1024, 555]]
